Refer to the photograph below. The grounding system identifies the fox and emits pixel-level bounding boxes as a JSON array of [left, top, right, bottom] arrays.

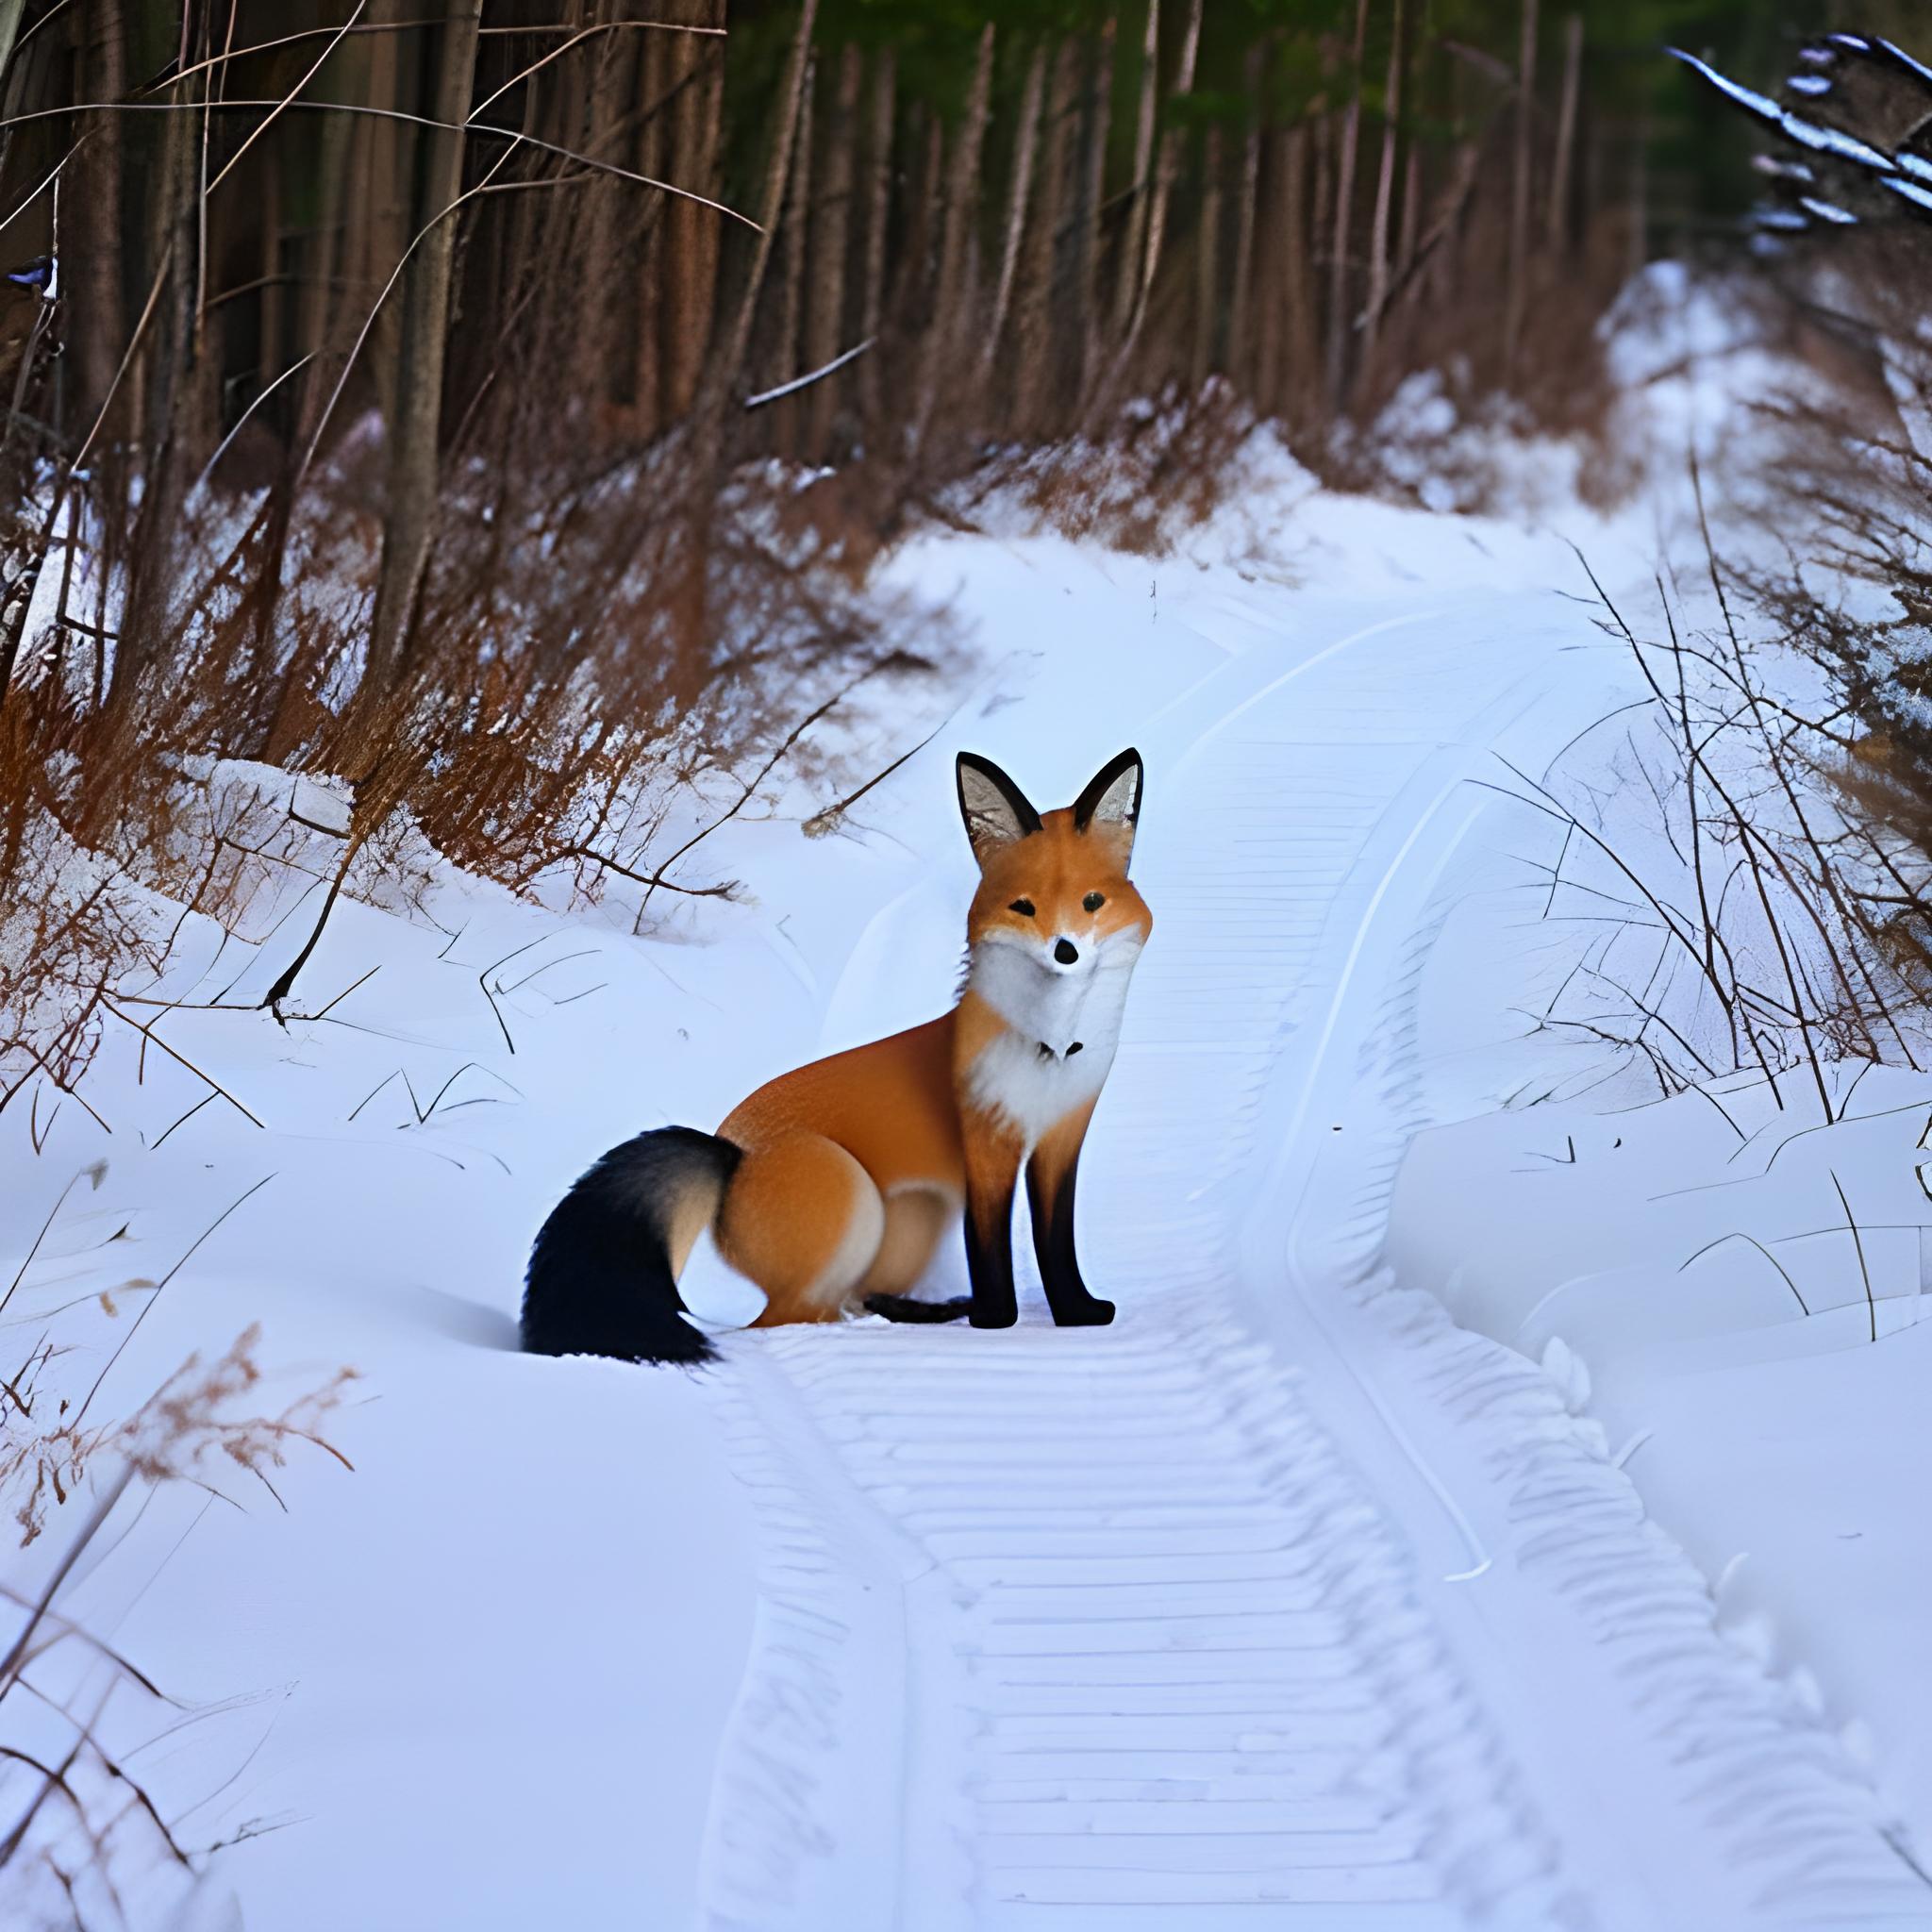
[[521, 747, 1152, 1363]]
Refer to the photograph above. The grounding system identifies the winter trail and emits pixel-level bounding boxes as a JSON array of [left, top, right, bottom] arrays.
[[698, 592, 1926, 1932]]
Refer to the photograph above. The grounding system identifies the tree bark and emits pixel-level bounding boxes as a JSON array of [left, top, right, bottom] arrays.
[[1111, 0, 1160, 341], [1193, 125, 1222, 386], [1395, 142, 1421, 284], [1252, 130, 1285, 413], [1284, 122, 1319, 420], [1504, 0, 1539, 377], [0, 1, 25, 86], [805, 42, 861, 455], [1226, 42, 1264, 389], [68, 0, 127, 437], [575, 0, 632, 438], [362, 0, 483, 707], [921, 23, 995, 436], [1324, 0, 1370, 408], [1361, 0, 1405, 367], [985, 41, 1047, 375], [858, 47, 895, 421], [1016, 40, 1078, 432], [106, 22, 209, 743], [679, 0, 819, 679], [773, 56, 816, 456], [358, 3, 409, 430], [662, 0, 726, 423], [713, 0, 819, 396], [1125, 0, 1200, 358], [1073, 22, 1114, 397], [1548, 12, 1583, 254]]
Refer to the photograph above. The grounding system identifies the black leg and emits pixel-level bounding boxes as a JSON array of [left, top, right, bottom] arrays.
[[1026, 1145, 1115, 1327], [964, 1177, 1019, 1328]]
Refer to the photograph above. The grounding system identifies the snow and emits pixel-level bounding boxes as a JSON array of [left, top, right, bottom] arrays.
[[7, 283, 1932, 1926]]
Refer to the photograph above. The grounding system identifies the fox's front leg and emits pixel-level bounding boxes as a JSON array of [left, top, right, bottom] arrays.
[[961, 1113, 1024, 1328], [1025, 1102, 1115, 1327]]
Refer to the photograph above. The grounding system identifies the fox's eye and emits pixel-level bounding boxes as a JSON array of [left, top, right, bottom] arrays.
[[1083, 891, 1106, 912], [1008, 898, 1035, 917]]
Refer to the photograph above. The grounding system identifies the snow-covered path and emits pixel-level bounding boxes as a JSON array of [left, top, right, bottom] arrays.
[[697, 595, 1925, 1931]]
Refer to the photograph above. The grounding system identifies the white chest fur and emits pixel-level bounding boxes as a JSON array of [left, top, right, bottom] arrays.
[[962, 927, 1143, 1146]]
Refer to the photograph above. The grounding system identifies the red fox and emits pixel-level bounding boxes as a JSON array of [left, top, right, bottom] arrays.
[[522, 749, 1151, 1362]]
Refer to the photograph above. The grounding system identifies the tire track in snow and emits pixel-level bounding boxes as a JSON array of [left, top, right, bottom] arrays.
[[1261, 721, 1932, 1928]]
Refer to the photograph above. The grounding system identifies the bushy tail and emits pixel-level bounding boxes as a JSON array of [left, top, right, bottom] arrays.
[[522, 1127, 741, 1365]]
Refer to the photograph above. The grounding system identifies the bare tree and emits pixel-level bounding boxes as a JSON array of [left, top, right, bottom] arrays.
[[362, 0, 484, 711]]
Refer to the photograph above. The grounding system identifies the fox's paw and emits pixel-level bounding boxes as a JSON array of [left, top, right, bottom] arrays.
[[1053, 1295, 1115, 1327], [969, 1303, 1019, 1329]]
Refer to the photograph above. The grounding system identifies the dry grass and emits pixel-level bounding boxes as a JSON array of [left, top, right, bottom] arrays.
[[0, 1169, 354, 1926]]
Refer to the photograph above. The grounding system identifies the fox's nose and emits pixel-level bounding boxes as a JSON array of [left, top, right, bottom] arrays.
[[1054, 938, 1079, 966]]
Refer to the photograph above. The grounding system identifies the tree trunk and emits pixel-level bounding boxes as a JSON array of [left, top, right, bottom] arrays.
[[1504, 0, 1539, 377], [1073, 21, 1114, 397], [575, 0, 631, 439], [1252, 130, 1285, 413], [1226, 43, 1264, 390], [631, 11, 671, 438], [1324, 0, 1370, 408], [1361, 0, 1405, 367], [0, 1, 25, 86], [917, 23, 994, 439], [1284, 123, 1318, 420], [294, 49, 358, 442], [361, 0, 483, 708], [1193, 125, 1222, 386], [105, 29, 208, 745], [1548, 13, 1583, 254], [805, 42, 861, 456], [1628, 102, 1648, 281], [713, 0, 820, 396], [858, 47, 895, 421], [985, 41, 1047, 375], [1111, 0, 1160, 341], [68, 0, 127, 438], [662, 0, 725, 423], [773, 56, 816, 456], [1395, 142, 1421, 284], [680, 0, 820, 680], [1126, 0, 1201, 356], [359, 4, 409, 430], [1016, 40, 1077, 432], [258, 144, 285, 421]]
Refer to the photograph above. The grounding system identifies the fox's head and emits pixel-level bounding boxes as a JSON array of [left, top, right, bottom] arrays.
[[955, 749, 1152, 982]]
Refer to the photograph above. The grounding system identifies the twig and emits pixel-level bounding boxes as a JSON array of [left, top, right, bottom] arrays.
[[149, 1093, 215, 1152], [641, 673, 875, 914], [1, 1164, 107, 1325], [1828, 1168, 1877, 1343], [99, 1004, 265, 1129], [70, 1174, 277, 1431], [744, 337, 875, 410], [473, 934, 553, 1056], [283, 963, 380, 1024], [1676, 1230, 1810, 1314]]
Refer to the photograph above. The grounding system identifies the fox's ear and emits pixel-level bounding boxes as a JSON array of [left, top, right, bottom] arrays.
[[957, 752, 1041, 867], [1073, 748, 1143, 857]]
